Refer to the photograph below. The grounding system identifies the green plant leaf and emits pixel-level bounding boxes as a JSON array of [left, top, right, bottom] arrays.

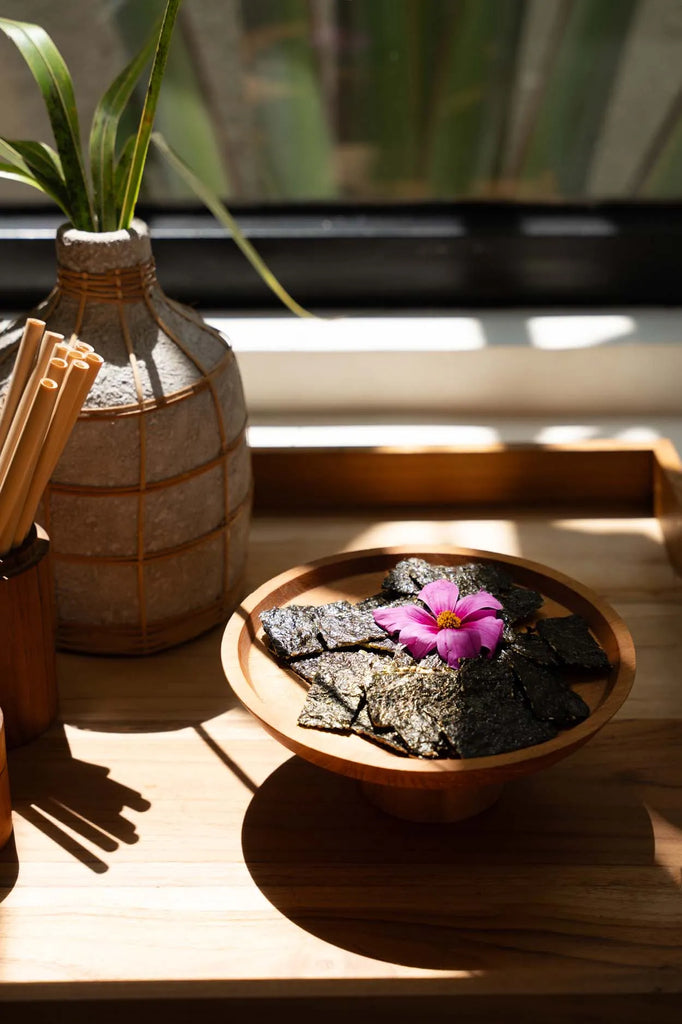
[[117, 0, 183, 228], [114, 134, 137, 216], [0, 164, 71, 219], [0, 137, 33, 175], [7, 138, 62, 176], [0, 138, 71, 218], [6, 139, 68, 198], [152, 132, 315, 318], [89, 29, 157, 231], [0, 17, 95, 229]]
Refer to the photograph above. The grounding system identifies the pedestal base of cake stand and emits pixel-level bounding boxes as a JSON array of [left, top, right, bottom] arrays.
[[360, 779, 504, 823]]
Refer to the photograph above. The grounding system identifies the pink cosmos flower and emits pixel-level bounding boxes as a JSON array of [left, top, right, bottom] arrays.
[[373, 579, 504, 668]]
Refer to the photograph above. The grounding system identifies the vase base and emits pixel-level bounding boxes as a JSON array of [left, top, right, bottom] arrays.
[[56, 576, 245, 655]]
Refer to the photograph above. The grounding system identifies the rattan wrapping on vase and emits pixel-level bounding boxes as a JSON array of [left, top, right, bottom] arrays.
[[0, 220, 252, 655]]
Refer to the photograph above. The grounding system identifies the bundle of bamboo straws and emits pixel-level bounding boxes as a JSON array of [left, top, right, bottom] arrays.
[[0, 317, 102, 557]]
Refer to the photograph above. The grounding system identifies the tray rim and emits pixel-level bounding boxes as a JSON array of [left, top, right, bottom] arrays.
[[221, 544, 636, 789]]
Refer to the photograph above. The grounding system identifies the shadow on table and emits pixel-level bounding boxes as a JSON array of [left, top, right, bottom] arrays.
[[0, 831, 19, 902], [242, 723, 682, 971], [58, 626, 239, 735], [7, 723, 151, 874]]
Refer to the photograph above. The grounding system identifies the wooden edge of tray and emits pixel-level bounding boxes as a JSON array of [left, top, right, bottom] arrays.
[[251, 441, 655, 515], [652, 437, 682, 574], [252, 439, 682, 575]]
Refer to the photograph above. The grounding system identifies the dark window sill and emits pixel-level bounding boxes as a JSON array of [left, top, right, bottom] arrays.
[[0, 201, 680, 311]]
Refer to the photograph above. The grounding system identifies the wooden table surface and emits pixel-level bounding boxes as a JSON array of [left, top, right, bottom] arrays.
[[2, 506, 682, 1021]]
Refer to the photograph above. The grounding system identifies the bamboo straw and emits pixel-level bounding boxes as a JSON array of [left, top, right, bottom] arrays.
[[82, 352, 104, 376], [53, 342, 71, 360], [12, 358, 101, 548], [0, 318, 45, 452], [26, 330, 65, 391], [0, 378, 60, 554], [71, 341, 95, 354], [0, 330, 65, 487], [46, 356, 68, 391]]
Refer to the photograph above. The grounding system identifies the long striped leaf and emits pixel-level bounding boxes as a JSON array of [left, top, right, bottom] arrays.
[[7, 138, 63, 178], [117, 0, 183, 228], [0, 137, 33, 177], [5, 139, 69, 208], [114, 135, 137, 216], [152, 132, 314, 318], [89, 29, 157, 231], [0, 166, 71, 220], [0, 138, 71, 217], [0, 17, 95, 229]]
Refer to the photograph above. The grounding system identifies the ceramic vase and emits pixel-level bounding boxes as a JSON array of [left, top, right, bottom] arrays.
[[0, 220, 252, 654]]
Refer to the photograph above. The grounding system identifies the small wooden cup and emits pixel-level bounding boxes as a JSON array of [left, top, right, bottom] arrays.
[[0, 709, 12, 849], [0, 524, 58, 748]]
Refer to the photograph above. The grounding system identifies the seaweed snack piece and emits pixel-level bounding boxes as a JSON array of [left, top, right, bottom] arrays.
[[363, 634, 406, 654], [365, 666, 454, 758], [357, 592, 416, 611], [293, 648, 384, 687], [380, 558, 426, 597], [315, 600, 387, 649], [536, 615, 610, 671], [350, 704, 410, 755], [298, 677, 363, 731], [509, 631, 557, 666], [440, 659, 557, 758], [452, 561, 514, 597], [405, 559, 460, 589], [296, 650, 381, 729], [260, 604, 324, 660], [505, 651, 590, 728], [500, 586, 544, 625]]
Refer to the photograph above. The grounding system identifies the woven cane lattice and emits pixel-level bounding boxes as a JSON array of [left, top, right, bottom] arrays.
[[0, 221, 252, 654]]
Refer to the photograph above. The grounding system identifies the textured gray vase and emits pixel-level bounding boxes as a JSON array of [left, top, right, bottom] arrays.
[[0, 219, 251, 654]]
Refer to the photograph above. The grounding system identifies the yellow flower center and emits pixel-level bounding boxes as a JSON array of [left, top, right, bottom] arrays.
[[436, 610, 462, 629]]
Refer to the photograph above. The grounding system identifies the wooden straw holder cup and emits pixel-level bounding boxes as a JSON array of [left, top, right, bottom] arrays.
[[0, 524, 58, 748], [0, 709, 11, 848]]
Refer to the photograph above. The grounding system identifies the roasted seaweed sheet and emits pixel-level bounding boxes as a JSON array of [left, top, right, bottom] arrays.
[[259, 559, 611, 760]]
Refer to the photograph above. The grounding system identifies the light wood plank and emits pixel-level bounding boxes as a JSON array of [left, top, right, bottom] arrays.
[[1, 505, 682, 1016]]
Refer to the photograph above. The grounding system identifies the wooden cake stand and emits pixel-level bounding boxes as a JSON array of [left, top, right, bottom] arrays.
[[221, 546, 636, 822]]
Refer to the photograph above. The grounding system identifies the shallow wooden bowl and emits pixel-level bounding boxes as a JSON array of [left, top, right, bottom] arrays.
[[221, 546, 636, 822]]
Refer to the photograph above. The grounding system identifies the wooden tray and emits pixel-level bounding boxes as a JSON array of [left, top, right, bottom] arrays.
[[222, 545, 636, 821]]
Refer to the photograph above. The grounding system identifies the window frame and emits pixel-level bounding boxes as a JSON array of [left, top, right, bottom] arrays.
[[0, 201, 680, 312]]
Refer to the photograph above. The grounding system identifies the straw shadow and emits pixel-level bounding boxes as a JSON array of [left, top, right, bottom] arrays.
[[0, 832, 19, 902], [242, 722, 682, 971], [8, 723, 151, 874]]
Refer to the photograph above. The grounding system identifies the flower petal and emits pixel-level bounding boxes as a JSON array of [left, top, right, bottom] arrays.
[[463, 616, 504, 656], [459, 606, 502, 624], [373, 604, 436, 636], [436, 627, 481, 667], [398, 622, 439, 659], [456, 590, 503, 621], [418, 579, 459, 617]]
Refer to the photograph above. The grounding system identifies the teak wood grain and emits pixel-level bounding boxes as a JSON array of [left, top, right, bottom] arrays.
[[252, 441, 656, 514], [1, 442, 682, 1023], [0, 712, 11, 849], [0, 524, 57, 748]]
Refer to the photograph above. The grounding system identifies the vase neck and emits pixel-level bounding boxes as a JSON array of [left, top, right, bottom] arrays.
[[56, 258, 157, 304], [54, 219, 158, 304]]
